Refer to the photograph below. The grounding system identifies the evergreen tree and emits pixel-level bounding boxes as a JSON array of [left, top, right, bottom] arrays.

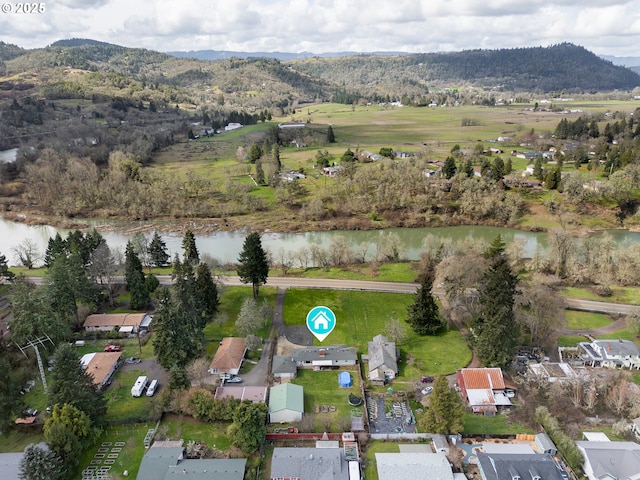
[[47, 255, 98, 329], [533, 157, 543, 180], [125, 241, 149, 310], [44, 403, 98, 467], [464, 158, 474, 177], [152, 287, 205, 370], [419, 376, 464, 434], [44, 233, 66, 268], [491, 157, 505, 180], [504, 158, 512, 175], [195, 262, 219, 321], [545, 166, 562, 190], [48, 343, 107, 426], [182, 229, 200, 265], [442, 156, 457, 179], [341, 148, 355, 163], [227, 401, 268, 454], [248, 144, 262, 163], [148, 232, 169, 267], [326, 125, 335, 143], [19, 443, 67, 480], [0, 253, 14, 282], [237, 232, 269, 299], [471, 236, 520, 368], [255, 158, 265, 185], [406, 274, 442, 335]]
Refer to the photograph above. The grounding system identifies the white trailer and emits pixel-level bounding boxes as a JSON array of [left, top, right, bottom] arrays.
[[131, 375, 148, 397]]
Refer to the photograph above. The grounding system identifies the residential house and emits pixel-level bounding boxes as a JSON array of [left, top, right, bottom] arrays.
[[477, 453, 567, 480], [214, 385, 267, 403], [323, 166, 342, 177], [270, 446, 350, 480], [83, 313, 152, 335], [208, 337, 247, 378], [376, 451, 454, 480], [271, 346, 357, 379], [366, 335, 398, 385], [579, 339, 640, 369], [136, 441, 246, 480], [528, 362, 579, 383], [456, 368, 512, 415], [278, 122, 306, 129], [576, 441, 640, 480], [269, 383, 304, 423], [80, 351, 122, 390]]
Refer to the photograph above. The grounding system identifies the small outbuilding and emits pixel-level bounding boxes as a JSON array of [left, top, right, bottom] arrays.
[[269, 383, 304, 424], [339, 371, 352, 387]]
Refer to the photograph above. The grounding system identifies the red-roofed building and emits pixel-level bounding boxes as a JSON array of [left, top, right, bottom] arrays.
[[208, 337, 247, 379], [457, 368, 511, 415]]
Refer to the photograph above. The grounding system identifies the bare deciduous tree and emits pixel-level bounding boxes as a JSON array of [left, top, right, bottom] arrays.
[[185, 357, 211, 387], [12, 238, 41, 269]]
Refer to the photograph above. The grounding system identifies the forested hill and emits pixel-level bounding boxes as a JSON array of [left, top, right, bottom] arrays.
[[289, 43, 640, 93]]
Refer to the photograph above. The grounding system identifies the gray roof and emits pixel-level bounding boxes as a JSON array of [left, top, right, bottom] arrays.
[[477, 453, 565, 480], [272, 355, 298, 376], [576, 441, 640, 480], [368, 335, 397, 373], [270, 447, 350, 480], [535, 432, 556, 452], [137, 447, 246, 480], [163, 459, 246, 480], [376, 452, 453, 480], [292, 345, 357, 363], [0, 452, 24, 480]]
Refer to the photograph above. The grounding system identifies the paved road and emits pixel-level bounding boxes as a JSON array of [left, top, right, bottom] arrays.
[[24, 275, 640, 315]]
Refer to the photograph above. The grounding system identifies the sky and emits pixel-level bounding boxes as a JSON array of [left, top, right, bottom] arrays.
[[1, 0, 640, 58]]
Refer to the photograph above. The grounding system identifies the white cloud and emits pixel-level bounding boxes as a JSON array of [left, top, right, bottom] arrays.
[[1, 0, 639, 57]]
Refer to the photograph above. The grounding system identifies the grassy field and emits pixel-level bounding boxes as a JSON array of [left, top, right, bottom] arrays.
[[0, 427, 44, 452], [562, 286, 640, 304], [462, 412, 533, 435], [283, 289, 471, 378], [565, 311, 614, 330]]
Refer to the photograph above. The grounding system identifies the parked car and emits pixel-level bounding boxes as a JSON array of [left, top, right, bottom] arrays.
[[24, 408, 38, 417], [421, 376, 434, 383], [226, 376, 242, 383], [104, 345, 122, 352], [421, 386, 433, 395], [125, 357, 142, 364]]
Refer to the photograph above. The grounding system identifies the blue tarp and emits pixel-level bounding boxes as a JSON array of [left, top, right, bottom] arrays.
[[339, 371, 352, 387]]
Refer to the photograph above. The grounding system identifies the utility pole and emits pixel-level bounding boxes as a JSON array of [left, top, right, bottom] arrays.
[[17, 335, 55, 395]]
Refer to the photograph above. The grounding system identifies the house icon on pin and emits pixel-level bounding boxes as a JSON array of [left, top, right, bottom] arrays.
[[311, 311, 331, 332]]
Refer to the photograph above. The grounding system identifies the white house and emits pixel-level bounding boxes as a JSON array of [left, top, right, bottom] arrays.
[[579, 340, 640, 369]]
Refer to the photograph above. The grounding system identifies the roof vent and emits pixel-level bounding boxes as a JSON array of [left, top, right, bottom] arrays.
[[529, 467, 541, 480], [319, 349, 326, 357], [509, 466, 521, 480]]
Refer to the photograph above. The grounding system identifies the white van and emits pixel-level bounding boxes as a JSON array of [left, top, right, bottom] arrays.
[[131, 376, 148, 397], [146, 379, 158, 397]]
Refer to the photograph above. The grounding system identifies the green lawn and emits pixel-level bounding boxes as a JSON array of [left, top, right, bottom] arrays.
[[291, 263, 418, 283], [562, 286, 640, 304], [565, 311, 613, 330], [292, 368, 363, 432], [159, 414, 232, 451], [462, 412, 533, 435], [557, 335, 588, 347], [104, 368, 162, 423], [283, 289, 471, 378], [0, 427, 44, 452], [75, 423, 151, 480], [203, 286, 276, 342]]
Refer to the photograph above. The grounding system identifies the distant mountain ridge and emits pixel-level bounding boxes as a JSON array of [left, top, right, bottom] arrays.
[[168, 50, 410, 61]]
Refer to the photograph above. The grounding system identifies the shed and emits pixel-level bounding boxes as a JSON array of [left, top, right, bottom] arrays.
[[268, 383, 304, 424], [339, 371, 352, 387]]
